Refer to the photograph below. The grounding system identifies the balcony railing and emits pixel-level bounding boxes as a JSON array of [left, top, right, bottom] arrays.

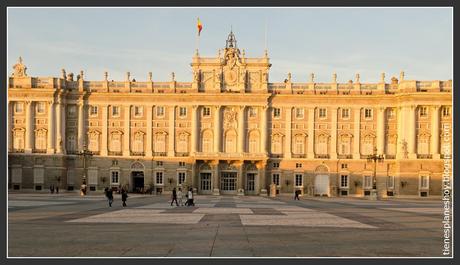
[[315, 154, 330, 159], [11, 149, 24, 153], [154, 152, 167, 157], [417, 154, 432, 159], [131, 151, 145, 156], [271, 154, 284, 158], [385, 155, 396, 159], [33, 149, 47, 153], [66, 150, 78, 155], [360, 155, 372, 159], [108, 151, 122, 156], [176, 152, 190, 157], [292, 154, 306, 158], [337, 154, 353, 159]]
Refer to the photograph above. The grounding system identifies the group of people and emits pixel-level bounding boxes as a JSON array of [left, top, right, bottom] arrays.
[[104, 187, 128, 207], [49, 184, 59, 194], [170, 187, 195, 207]]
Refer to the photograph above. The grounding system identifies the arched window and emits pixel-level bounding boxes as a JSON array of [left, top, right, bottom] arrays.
[[225, 130, 237, 153], [88, 131, 100, 152], [316, 134, 328, 154], [248, 130, 260, 153], [110, 132, 122, 152], [417, 134, 430, 155], [154, 132, 166, 153], [339, 134, 351, 155], [202, 130, 213, 153], [177, 133, 189, 153], [362, 135, 375, 155], [271, 134, 283, 154], [133, 132, 144, 153]]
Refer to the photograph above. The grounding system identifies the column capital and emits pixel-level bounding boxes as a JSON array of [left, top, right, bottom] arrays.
[[378, 106, 386, 112], [192, 105, 199, 110], [214, 105, 221, 110], [431, 105, 441, 111]]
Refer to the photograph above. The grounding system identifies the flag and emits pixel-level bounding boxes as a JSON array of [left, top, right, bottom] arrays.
[[197, 17, 203, 36]]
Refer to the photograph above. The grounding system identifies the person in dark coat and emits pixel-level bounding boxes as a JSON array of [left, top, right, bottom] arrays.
[[121, 188, 128, 207], [294, 190, 300, 200], [170, 188, 179, 206], [55, 186, 59, 194], [107, 188, 114, 207]]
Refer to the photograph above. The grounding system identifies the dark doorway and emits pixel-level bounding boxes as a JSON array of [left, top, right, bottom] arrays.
[[132, 171, 144, 193]]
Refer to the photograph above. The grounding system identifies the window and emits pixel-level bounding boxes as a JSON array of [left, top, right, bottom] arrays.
[[88, 132, 99, 152], [387, 176, 394, 189], [364, 108, 373, 119], [13, 130, 25, 150], [35, 130, 47, 150], [295, 137, 304, 154], [316, 135, 328, 154], [318, 108, 327, 118], [417, 136, 429, 154], [112, 106, 120, 117], [202, 130, 213, 152], [387, 108, 395, 119], [295, 174, 303, 187], [341, 108, 350, 119], [179, 107, 187, 117], [248, 132, 259, 153], [178, 172, 186, 185], [247, 173, 255, 191], [363, 136, 374, 155], [156, 172, 163, 185], [296, 163, 302, 168], [36, 102, 45, 114], [156, 161, 163, 167], [272, 174, 280, 186], [419, 107, 427, 118], [203, 107, 211, 117], [110, 133, 121, 152], [68, 105, 76, 116], [179, 162, 186, 167], [133, 133, 144, 153], [134, 106, 143, 117], [156, 106, 165, 117], [339, 136, 351, 155], [442, 107, 450, 117], [111, 171, 119, 184], [295, 108, 304, 119], [273, 108, 281, 118], [420, 175, 429, 189], [249, 107, 257, 117], [341, 163, 348, 169], [340, 175, 348, 188], [90, 105, 98, 116], [155, 134, 166, 153], [272, 134, 282, 154], [15, 102, 23, 113], [364, 175, 372, 189], [273, 162, 279, 168]]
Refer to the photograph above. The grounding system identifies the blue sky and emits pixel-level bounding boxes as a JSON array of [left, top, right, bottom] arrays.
[[8, 7, 452, 83]]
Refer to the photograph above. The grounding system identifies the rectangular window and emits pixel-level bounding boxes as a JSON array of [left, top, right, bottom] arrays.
[[156, 172, 163, 185], [111, 171, 119, 184], [442, 107, 450, 117], [179, 107, 187, 117], [295, 108, 304, 119], [295, 163, 302, 168], [319, 108, 327, 118], [341, 163, 348, 169], [36, 102, 45, 114], [156, 161, 163, 167], [249, 107, 257, 117], [203, 107, 211, 117], [156, 106, 165, 117], [341, 108, 350, 119], [419, 107, 427, 117], [112, 106, 120, 117], [178, 172, 186, 185], [273, 162, 279, 168], [272, 174, 280, 186], [179, 162, 185, 167], [90, 105, 98, 116], [15, 102, 24, 113], [387, 108, 395, 119], [295, 174, 303, 187], [364, 175, 372, 189], [387, 176, 394, 189], [420, 175, 429, 189], [273, 108, 281, 118], [134, 106, 143, 117], [364, 108, 373, 119], [340, 175, 349, 188]]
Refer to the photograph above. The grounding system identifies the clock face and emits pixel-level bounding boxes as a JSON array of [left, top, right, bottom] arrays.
[[225, 70, 237, 84]]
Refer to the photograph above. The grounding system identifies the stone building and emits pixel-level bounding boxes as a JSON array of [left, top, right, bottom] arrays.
[[7, 32, 452, 197]]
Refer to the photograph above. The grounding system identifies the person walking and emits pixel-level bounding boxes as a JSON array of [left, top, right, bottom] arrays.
[[107, 187, 114, 207], [121, 188, 128, 207], [170, 188, 179, 206], [187, 188, 194, 206], [56, 186, 59, 194], [294, 190, 300, 200], [177, 188, 184, 206]]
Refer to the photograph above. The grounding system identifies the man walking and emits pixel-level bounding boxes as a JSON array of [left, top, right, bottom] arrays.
[[107, 187, 114, 207], [294, 190, 300, 200], [121, 188, 128, 207], [170, 188, 179, 206], [177, 188, 184, 206]]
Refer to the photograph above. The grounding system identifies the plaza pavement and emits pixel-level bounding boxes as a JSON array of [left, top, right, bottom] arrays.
[[7, 192, 445, 257]]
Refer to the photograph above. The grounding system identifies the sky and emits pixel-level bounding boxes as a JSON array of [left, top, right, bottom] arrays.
[[7, 7, 453, 83]]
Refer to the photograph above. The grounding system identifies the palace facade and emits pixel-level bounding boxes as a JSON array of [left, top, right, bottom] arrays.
[[8, 32, 452, 197]]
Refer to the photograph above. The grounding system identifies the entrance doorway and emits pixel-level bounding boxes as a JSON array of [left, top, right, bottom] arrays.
[[200, 172, 211, 193], [315, 174, 330, 196], [220, 171, 237, 193], [246, 173, 256, 192], [132, 171, 144, 193]]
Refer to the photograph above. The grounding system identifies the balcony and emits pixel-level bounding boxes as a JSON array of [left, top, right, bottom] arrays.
[[66, 150, 78, 155], [176, 152, 190, 157], [11, 149, 24, 153], [292, 154, 306, 158], [417, 154, 432, 159], [154, 152, 167, 157], [337, 154, 352, 159], [385, 155, 396, 159], [33, 149, 47, 153], [131, 151, 145, 156], [315, 154, 330, 159], [108, 151, 122, 156], [360, 155, 372, 159], [271, 154, 284, 158], [90, 151, 100, 155]]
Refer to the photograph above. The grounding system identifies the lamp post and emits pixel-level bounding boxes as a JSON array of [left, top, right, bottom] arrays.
[[367, 147, 384, 200], [78, 144, 93, 195]]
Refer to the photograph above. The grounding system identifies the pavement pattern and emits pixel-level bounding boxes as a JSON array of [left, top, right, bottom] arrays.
[[8, 192, 445, 257]]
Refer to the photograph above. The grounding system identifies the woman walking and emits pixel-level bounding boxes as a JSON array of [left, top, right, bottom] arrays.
[[121, 188, 128, 207]]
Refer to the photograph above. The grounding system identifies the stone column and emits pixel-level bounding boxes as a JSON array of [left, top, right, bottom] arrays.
[[396, 106, 406, 159], [237, 161, 244, 195], [146, 105, 153, 157], [307, 107, 315, 159], [353, 107, 361, 159], [407, 105, 416, 159], [101, 105, 108, 156], [285, 107, 292, 159], [377, 107, 386, 155], [214, 106, 221, 153], [77, 102, 85, 151], [431, 105, 440, 159], [47, 100, 55, 154], [191, 105, 198, 154], [8, 102, 13, 152], [212, 161, 220, 195], [330, 107, 337, 159], [237, 106, 245, 153], [260, 106, 268, 154], [55, 99, 64, 154], [123, 105, 130, 156], [257, 161, 267, 196], [25, 101, 34, 153], [168, 106, 175, 157]]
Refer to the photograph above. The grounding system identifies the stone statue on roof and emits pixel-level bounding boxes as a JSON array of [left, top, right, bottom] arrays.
[[12, 56, 27, 77]]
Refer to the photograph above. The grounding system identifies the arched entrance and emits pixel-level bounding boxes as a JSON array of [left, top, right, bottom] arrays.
[[314, 164, 330, 196], [131, 161, 145, 193]]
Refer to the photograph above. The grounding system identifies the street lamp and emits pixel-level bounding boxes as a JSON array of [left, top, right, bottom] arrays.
[[78, 144, 93, 195], [367, 147, 384, 200]]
